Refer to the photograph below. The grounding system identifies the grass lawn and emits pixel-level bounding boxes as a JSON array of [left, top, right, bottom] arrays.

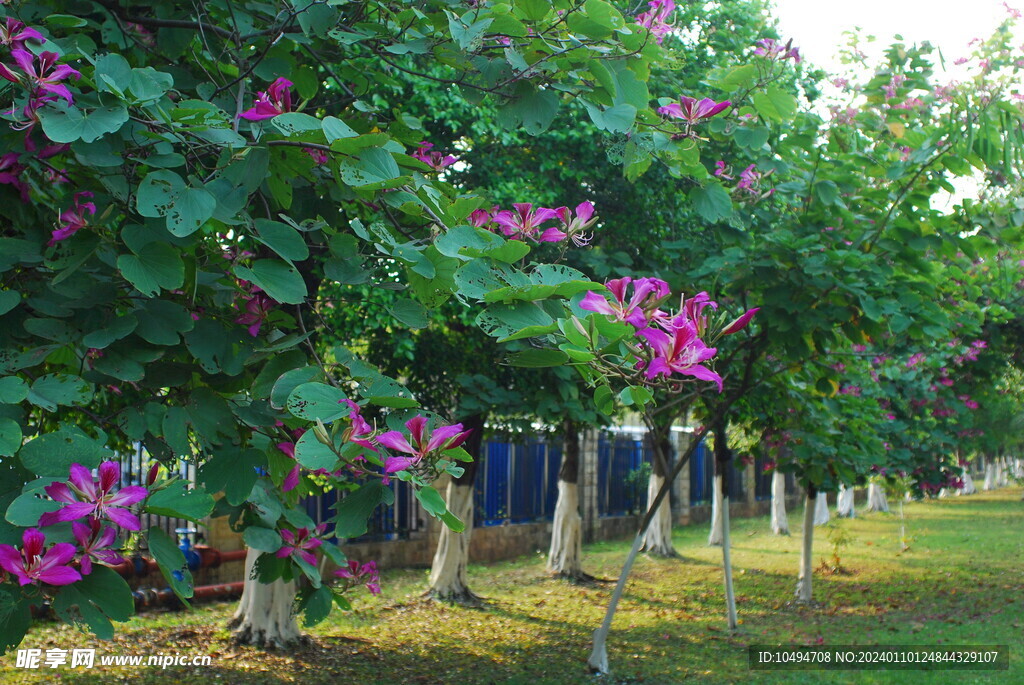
[[2, 487, 1021, 684]]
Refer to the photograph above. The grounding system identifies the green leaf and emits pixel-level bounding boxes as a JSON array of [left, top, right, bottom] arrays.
[[322, 116, 357, 142], [254, 220, 310, 264], [332, 482, 393, 538], [689, 182, 733, 222], [0, 290, 19, 315], [38, 102, 129, 143], [506, 348, 569, 367], [272, 112, 324, 135], [298, 585, 334, 627], [0, 419, 22, 458], [117, 242, 184, 296], [5, 489, 59, 526], [594, 385, 614, 415], [129, 67, 174, 102], [53, 567, 134, 639], [584, 102, 636, 133], [198, 446, 264, 506], [440, 509, 465, 532], [136, 170, 184, 218], [752, 86, 798, 123], [243, 526, 282, 553], [19, 426, 110, 476], [270, 366, 321, 409], [0, 377, 28, 404], [286, 382, 349, 422], [0, 586, 32, 653], [293, 431, 338, 471], [234, 260, 308, 304], [414, 485, 447, 517], [387, 299, 429, 329], [166, 186, 216, 237], [144, 481, 214, 522], [339, 147, 402, 187], [27, 374, 91, 412], [148, 527, 193, 603]]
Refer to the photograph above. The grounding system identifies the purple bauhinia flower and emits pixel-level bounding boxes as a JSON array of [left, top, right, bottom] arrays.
[[0, 528, 81, 586], [276, 525, 326, 566], [580, 277, 670, 329], [235, 291, 275, 337], [0, 50, 81, 105], [72, 517, 125, 575], [49, 191, 95, 245], [340, 399, 377, 452], [721, 307, 760, 335], [491, 203, 562, 242], [239, 77, 294, 121], [753, 38, 801, 63], [334, 559, 381, 595], [411, 141, 458, 171], [376, 415, 472, 478], [637, 321, 722, 391], [0, 18, 45, 49], [38, 461, 148, 531], [554, 201, 597, 246], [657, 95, 731, 125], [635, 0, 675, 44]]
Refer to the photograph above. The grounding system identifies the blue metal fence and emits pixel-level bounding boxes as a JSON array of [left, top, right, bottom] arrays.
[[689, 440, 745, 503], [597, 432, 653, 516], [753, 455, 773, 500], [475, 437, 562, 526], [118, 444, 197, 546]]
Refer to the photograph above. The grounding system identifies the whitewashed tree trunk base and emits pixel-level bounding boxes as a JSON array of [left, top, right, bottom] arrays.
[[961, 472, 977, 495], [996, 459, 1007, 487], [427, 482, 479, 604], [983, 463, 996, 490], [642, 472, 677, 557], [770, 471, 789, 535], [229, 548, 302, 648], [548, 480, 589, 579], [866, 483, 889, 513], [707, 474, 724, 546], [836, 485, 855, 517], [814, 493, 830, 526], [794, 494, 815, 603]]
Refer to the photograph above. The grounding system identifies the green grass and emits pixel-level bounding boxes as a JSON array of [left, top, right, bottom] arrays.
[[3, 488, 1021, 684]]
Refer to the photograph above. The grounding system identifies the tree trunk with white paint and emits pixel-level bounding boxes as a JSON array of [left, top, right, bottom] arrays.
[[1013, 458, 1023, 479], [548, 424, 588, 579], [961, 471, 976, 495], [983, 460, 996, 490], [641, 424, 677, 557], [713, 421, 737, 630], [836, 485, 855, 517], [795, 488, 816, 603], [866, 482, 889, 512], [996, 457, 1007, 487], [814, 492, 830, 525], [427, 414, 485, 604], [707, 474, 724, 546], [229, 548, 301, 648], [770, 471, 789, 535]]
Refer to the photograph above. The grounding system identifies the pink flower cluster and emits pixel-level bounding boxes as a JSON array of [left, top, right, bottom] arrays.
[[234, 280, 276, 337], [714, 161, 773, 201], [276, 524, 327, 566], [470, 201, 596, 246], [0, 462, 151, 587], [635, 0, 675, 44], [377, 415, 472, 482], [239, 77, 294, 121], [657, 95, 731, 128], [49, 191, 95, 246], [753, 38, 801, 63], [334, 560, 381, 596], [580, 278, 759, 392], [411, 141, 457, 172]]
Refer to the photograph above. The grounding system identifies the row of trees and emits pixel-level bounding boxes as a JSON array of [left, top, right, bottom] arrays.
[[1, 0, 1022, 675]]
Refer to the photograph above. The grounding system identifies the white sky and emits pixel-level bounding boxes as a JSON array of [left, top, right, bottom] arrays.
[[772, 0, 1018, 75]]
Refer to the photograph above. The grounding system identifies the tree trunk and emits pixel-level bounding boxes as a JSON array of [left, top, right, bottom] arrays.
[[836, 485, 855, 517], [794, 487, 816, 603], [770, 471, 789, 535], [427, 414, 485, 603], [814, 492, 830, 526], [866, 482, 889, 512], [983, 457, 996, 490], [713, 420, 737, 630], [548, 423, 588, 579], [707, 474, 724, 546], [961, 471, 976, 495], [641, 423, 677, 557], [229, 548, 301, 648], [996, 457, 1007, 487]]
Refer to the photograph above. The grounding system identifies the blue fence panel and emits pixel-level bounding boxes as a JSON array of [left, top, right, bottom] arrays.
[[597, 433, 649, 517], [689, 440, 713, 504], [474, 438, 560, 526]]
